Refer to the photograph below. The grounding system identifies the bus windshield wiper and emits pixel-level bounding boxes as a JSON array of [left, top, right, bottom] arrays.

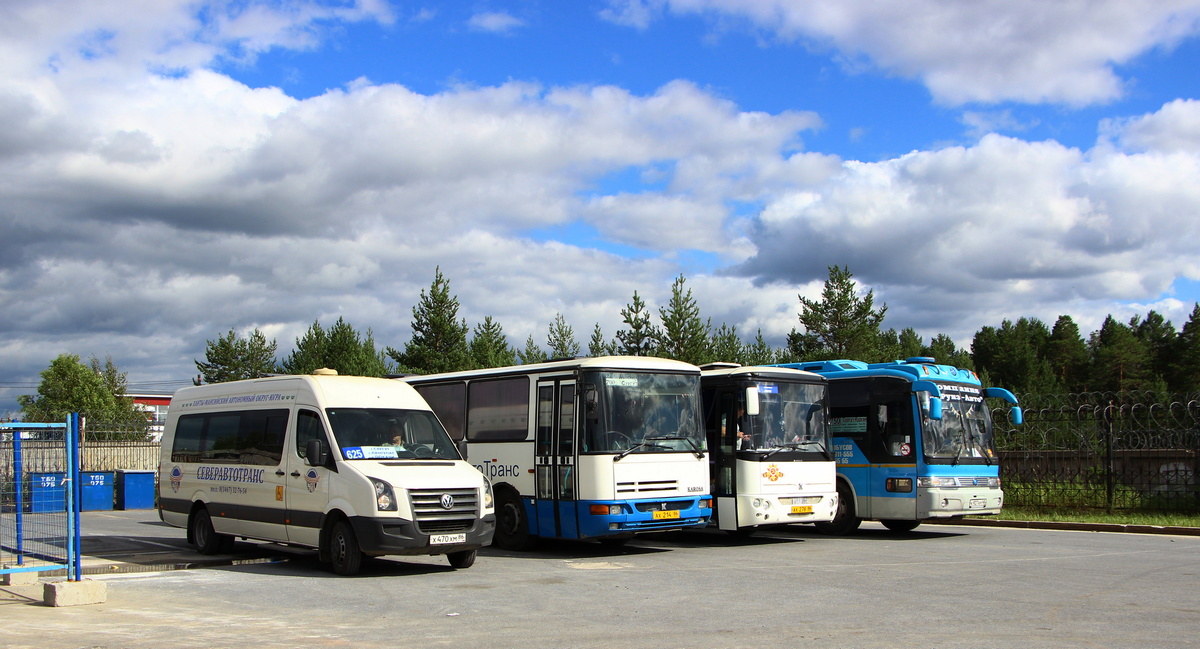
[[760, 442, 806, 459], [646, 435, 705, 459], [614, 440, 665, 461]]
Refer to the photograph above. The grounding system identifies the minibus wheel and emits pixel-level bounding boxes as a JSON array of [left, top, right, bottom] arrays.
[[447, 549, 477, 569], [328, 519, 363, 576], [190, 508, 233, 555]]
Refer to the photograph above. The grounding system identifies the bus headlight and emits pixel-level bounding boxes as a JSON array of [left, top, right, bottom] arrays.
[[699, 499, 711, 510], [917, 476, 958, 488], [371, 478, 397, 511]]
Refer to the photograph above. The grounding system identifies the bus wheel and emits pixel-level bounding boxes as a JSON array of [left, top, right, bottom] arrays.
[[881, 519, 921, 533], [494, 490, 533, 551], [446, 549, 477, 569], [190, 508, 232, 555], [813, 484, 861, 536], [328, 519, 363, 576]]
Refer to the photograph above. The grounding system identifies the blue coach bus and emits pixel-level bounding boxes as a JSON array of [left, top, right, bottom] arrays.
[[772, 357, 1022, 534]]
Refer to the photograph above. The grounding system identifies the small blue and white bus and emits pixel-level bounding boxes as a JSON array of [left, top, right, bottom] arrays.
[[772, 357, 1022, 534], [402, 356, 711, 549]]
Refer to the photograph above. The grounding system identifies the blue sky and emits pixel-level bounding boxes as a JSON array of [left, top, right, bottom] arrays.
[[2, 0, 1200, 413]]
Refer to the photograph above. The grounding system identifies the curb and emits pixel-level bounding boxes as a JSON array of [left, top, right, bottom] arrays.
[[927, 517, 1200, 536]]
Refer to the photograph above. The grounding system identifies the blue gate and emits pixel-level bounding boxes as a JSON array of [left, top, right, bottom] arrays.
[[1, 415, 83, 581]]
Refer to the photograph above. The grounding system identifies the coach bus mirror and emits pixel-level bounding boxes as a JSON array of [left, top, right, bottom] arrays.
[[745, 386, 760, 416], [305, 439, 330, 467], [583, 384, 598, 419], [928, 397, 943, 421], [1010, 406, 1024, 426]]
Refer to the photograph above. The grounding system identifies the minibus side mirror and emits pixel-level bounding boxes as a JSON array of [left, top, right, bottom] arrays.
[[305, 439, 330, 467]]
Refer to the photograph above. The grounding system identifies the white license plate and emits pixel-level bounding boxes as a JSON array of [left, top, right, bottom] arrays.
[[968, 498, 987, 509], [430, 533, 467, 545]]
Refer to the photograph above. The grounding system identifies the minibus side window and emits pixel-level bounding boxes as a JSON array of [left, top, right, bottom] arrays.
[[239, 409, 288, 465], [203, 414, 242, 463], [296, 409, 331, 460], [171, 414, 206, 463]]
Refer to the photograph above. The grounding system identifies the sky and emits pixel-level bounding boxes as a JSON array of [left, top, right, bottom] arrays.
[[3, 0, 1200, 413]]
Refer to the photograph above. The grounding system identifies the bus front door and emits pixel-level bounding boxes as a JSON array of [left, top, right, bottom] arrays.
[[535, 380, 578, 539]]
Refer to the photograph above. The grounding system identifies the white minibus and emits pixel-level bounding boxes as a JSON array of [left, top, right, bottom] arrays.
[[158, 370, 495, 575]]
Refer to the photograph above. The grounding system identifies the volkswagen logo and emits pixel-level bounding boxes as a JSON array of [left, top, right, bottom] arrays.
[[440, 493, 455, 510]]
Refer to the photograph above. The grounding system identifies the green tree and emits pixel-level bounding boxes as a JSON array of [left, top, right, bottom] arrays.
[[546, 313, 581, 359], [279, 318, 392, 376], [389, 267, 471, 374], [19, 354, 145, 425], [1089, 315, 1158, 392], [1131, 310, 1176, 387], [924, 333, 973, 369], [1046, 315, 1090, 392], [195, 328, 278, 384], [469, 316, 516, 368], [971, 317, 1057, 394], [588, 323, 616, 357], [787, 265, 887, 361], [1168, 303, 1200, 393], [655, 275, 710, 364], [517, 334, 547, 365], [615, 290, 657, 356], [708, 323, 745, 365], [745, 329, 777, 366]]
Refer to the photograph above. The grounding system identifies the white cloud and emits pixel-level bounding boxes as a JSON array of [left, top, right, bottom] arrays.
[[467, 12, 525, 34], [601, 0, 1200, 105]]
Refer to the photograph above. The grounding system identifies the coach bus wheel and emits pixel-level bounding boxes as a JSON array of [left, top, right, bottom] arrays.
[[329, 519, 363, 576], [881, 519, 921, 533], [190, 508, 232, 555], [447, 549, 477, 569], [813, 483, 861, 536], [494, 490, 533, 551]]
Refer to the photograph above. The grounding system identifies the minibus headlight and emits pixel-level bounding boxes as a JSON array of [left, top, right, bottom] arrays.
[[482, 479, 494, 509], [372, 478, 398, 511]]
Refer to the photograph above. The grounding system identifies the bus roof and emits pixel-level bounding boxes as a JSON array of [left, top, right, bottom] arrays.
[[773, 357, 983, 387], [700, 364, 826, 383], [400, 355, 701, 383]]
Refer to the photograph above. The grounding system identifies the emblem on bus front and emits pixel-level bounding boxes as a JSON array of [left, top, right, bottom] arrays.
[[440, 493, 455, 509]]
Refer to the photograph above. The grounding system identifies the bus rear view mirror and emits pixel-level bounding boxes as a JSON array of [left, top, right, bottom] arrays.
[[928, 397, 943, 420], [745, 386, 760, 416], [1010, 406, 1024, 426]]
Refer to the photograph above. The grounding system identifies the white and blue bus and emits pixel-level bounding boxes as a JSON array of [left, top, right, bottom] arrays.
[[772, 357, 1022, 534], [402, 356, 711, 549], [700, 364, 839, 533]]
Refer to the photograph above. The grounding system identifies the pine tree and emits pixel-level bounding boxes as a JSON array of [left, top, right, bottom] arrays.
[[1131, 310, 1176, 387], [1089, 315, 1157, 392], [390, 267, 470, 374], [745, 329, 777, 366], [898, 328, 925, 360], [469, 316, 516, 368], [656, 275, 710, 364], [787, 265, 886, 361], [588, 323, 616, 357], [1168, 303, 1200, 393], [1046, 315, 1090, 392], [925, 333, 973, 369], [517, 334, 547, 365], [615, 290, 657, 356], [547, 313, 581, 359], [708, 323, 745, 365], [196, 328, 278, 384], [278, 320, 329, 374], [279, 318, 392, 376], [971, 318, 1057, 394]]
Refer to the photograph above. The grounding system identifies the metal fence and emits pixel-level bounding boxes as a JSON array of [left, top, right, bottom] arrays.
[[995, 391, 1200, 513], [1, 417, 83, 580]]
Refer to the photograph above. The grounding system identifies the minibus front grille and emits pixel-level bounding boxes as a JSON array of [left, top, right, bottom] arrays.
[[616, 480, 678, 494], [409, 487, 480, 534]]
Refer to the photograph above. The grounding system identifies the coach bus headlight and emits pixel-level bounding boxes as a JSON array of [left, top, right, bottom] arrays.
[[987, 477, 1001, 488], [917, 476, 958, 488], [590, 504, 623, 516], [372, 478, 398, 511], [699, 499, 711, 509]]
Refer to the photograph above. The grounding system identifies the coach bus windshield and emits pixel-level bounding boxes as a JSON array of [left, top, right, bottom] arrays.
[[326, 408, 460, 460], [583, 371, 705, 454], [745, 381, 832, 460], [921, 387, 998, 464]]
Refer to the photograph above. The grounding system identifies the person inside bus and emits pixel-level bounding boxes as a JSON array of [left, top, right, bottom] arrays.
[[732, 406, 755, 450]]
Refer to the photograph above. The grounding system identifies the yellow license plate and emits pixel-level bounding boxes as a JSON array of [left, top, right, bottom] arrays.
[[790, 505, 814, 514], [652, 510, 680, 520]]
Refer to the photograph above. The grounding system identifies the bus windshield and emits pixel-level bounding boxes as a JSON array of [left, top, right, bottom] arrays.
[[583, 371, 705, 454], [326, 408, 460, 460], [922, 386, 998, 464], [745, 381, 832, 459]]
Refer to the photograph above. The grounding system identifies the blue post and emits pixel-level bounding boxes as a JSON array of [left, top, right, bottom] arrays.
[[13, 426, 24, 565], [66, 413, 82, 582]]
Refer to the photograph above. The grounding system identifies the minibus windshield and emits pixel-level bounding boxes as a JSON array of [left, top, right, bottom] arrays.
[[327, 408, 460, 460]]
